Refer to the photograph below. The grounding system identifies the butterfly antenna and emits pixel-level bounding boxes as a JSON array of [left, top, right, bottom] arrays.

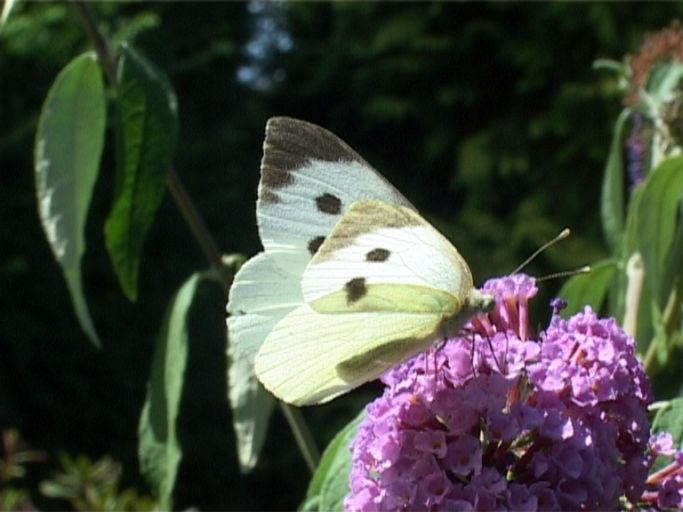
[[536, 265, 591, 282], [432, 347, 438, 398], [512, 228, 571, 274], [484, 333, 506, 375], [469, 331, 478, 379]]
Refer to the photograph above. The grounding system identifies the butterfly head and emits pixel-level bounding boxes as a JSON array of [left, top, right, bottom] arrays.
[[466, 288, 495, 315], [437, 288, 495, 341]]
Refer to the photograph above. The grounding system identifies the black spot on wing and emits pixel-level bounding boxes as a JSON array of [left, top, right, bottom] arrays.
[[366, 248, 390, 262], [308, 236, 326, 255], [316, 193, 342, 215], [345, 277, 367, 304]]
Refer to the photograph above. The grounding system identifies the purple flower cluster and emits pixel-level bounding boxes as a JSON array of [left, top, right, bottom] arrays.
[[641, 432, 683, 509], [345, 275, 655, 511]]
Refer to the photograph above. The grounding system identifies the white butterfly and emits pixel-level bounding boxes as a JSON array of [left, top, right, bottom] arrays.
[[227, 118, 493, 418]]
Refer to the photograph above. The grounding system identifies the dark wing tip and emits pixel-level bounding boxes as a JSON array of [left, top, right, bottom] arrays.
[[261, 117, 369, 176]]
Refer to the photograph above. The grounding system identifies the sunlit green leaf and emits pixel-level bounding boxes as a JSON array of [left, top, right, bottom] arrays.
[[228, 344, 275, 473], [593, 57, 631, 95], [559, 259, 617, 317], [636, 156, 683, 306], [643, 62, 683, 114], [34, 52, 105, 347], [0, 0, 17, 29], [614, 186, 654, 346], [650, 300, 669, 365], [226, 254, 279, 472], [660, 202, 683, 307], [652, 397, 683, 445], [138, 273, 200, 510], [105, 43, 178, 301], [600, 108, 630, 252], [299, 495, 321, 512], [624, 184, 644, 256], [303, 410, 364, 512]]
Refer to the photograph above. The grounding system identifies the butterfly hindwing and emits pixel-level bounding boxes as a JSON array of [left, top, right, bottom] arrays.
[[257, 117, 414, 275], [254, 304, 442, 405], [301, 200, 474, 314], [226, 252, 302, 469], [227, 252, 303, 357]]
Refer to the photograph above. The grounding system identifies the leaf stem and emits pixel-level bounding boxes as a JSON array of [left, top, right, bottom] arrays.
[[279, 403, 321, 474], [71, 0, 321, 473], [71, 2, 116, 84], [72, 1, 225, 279], [166, 170, 225, 284]]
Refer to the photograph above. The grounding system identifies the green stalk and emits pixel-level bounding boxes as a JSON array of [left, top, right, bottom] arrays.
[[70, 0, 320, 473]]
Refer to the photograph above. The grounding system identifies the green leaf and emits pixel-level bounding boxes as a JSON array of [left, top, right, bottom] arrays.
[[228, 343, 275, 473], [600, 108, 630, 252], [624, 184, 645, 256], [650, 300, 668, 365], [636, 156, 683, 305], [592, 58, 630, 93], [558, 259, 617, 317], [612, 185, 646, 328], [138, 273, 200, 510], [34, 52, 106, 347], [299, 495, 321, 512], [0, 0, 16, 28], [660, 201, 683, 306], [226, 253, 277, 472], [105, 43, 178, 301], [620, 252, 655, 355], [643, 62, 683, 113], [652, 397, 683, 446], [303, 410, 364, 512]]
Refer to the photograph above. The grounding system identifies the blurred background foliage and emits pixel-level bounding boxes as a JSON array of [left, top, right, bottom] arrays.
[[3, 2, 683, 510]]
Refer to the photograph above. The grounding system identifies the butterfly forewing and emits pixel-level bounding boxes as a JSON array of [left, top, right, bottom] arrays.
[[301, 200, 475, 314], [257, 117, 413, 275]]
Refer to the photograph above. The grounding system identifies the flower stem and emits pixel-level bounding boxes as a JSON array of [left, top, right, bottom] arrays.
[[279, 404, 321, 474], [623, 252, 644, 338]]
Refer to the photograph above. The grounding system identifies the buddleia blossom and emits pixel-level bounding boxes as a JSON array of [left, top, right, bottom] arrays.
[[345, 274, 659, 511], [640, 432, 683, 509]]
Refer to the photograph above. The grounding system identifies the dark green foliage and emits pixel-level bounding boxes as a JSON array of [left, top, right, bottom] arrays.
[[105, 44, 179, 301], [4, 2, 683, 510], [138, 273, 199, 510], [653, 398, 683, 446], [303, 410, 364, 512]]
